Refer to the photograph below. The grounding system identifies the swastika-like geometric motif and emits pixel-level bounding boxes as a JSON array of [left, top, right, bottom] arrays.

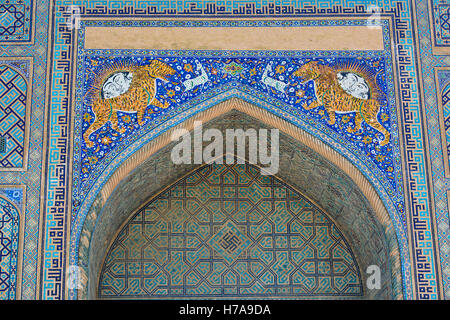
[[0, 65, 27, 168], [209, 221, 251, 264], [99, 164, 362, 298], [0, 197, 20, 300], [0, 0, 33, 43]]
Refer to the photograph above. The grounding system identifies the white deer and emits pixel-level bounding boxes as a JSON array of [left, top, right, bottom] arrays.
[[183, 61, 209, 91], [261, 63, 288, 93]]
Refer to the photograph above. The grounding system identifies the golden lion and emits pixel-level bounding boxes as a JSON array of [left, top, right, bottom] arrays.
[[84, 60, 175, 148], [293, 61, 390, 146]]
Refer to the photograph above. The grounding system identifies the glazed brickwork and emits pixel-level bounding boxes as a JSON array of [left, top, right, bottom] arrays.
[[0, 0, 449, 300]]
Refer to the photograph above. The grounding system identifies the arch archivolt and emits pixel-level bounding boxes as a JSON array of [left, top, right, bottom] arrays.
[[71, 96, 407, 300], [0, 194, 25, 300]]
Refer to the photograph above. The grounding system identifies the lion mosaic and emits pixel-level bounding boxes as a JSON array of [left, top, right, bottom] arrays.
[[83, 60, 175, 148], [293, 61, 390, 146]]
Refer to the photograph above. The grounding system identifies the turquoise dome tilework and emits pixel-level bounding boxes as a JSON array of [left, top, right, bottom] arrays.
[[99, 163, 363, 298]]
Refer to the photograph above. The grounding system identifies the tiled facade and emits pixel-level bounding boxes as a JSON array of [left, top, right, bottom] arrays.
[[0, 0, 449, 300]]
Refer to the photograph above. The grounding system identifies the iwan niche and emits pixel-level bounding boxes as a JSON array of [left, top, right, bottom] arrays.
[[98, 163, 363, 298]]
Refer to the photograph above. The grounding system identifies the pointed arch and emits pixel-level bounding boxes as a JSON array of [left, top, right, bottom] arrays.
[[98, 163, 364, 298], [71, 97, 407, 300], [0, 195, 21, 300]]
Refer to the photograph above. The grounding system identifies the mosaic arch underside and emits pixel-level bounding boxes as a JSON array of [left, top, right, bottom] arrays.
[[78, 108, 401, 300], [99, 163, 364, 298]]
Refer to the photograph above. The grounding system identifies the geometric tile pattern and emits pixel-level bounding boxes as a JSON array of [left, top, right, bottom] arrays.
[[99, 164, 363, 298], [437, 69, 450, 93], [439, 5, 450, 40], [0, 196, 20, 300], [0, 137, 6, 154], [0, 0, 34, 43], [437, 68, 450, 178], [431, 1, 450, 46], [0, 0, 44, 300], [441, 83, 450, 171], [0, 65, 27, 168]]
